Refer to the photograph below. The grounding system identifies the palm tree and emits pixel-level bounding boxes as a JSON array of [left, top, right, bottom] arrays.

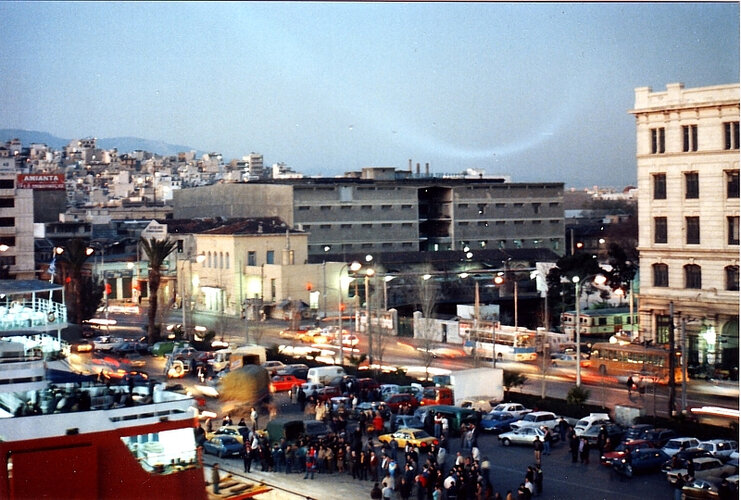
[[139, 237, 178, 345], [502, 370, 528, 400], [57, 238, 95, 324]]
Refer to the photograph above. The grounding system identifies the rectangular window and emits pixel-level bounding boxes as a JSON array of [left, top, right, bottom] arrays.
[[381, 205, 391, 210], [320, 205, 331, 211], [0, 180, 13, 189], [0, 217, 13, 227], [270, 279, 276, 300], [682, 125, 698, 152], [686, 217, 700, 244], [0, 198, 14, 208], [654, 217, 667, 244], [727, 266, 740, 291], [532, 203, 541, 214], [656, 314, 671, 344], [247, 251, 256, 266], [653, 264, 669, 287], [727, 170, 740, 199], [651, 127, 666, 154], [724, 121, 739, 150], [685, 172, 699, 199], [685, 265, 702, 289], [266, 250, 274, 264], [729, 216, 740, 245], [653, 173, 667, 199]]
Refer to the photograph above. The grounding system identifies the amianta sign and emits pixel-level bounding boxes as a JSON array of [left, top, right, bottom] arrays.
[[17, 173, 65, 190]]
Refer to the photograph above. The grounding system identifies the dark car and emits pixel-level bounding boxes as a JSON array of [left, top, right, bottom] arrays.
[[385, 393, 419, 413], [388, 415, 425, 432], [480, 411, 520, 434], [202, 435, 243, 458], [111, 341, 149, 356], [600, 439, 656, 466], [642, 427, 678, 447], [317, 386, 341, 402], [622, 424, 654, 442], [661, 447, 715, 472], [611, 448, 671, 477], [304, 420, 331, 441], [582, 423, 624, 448]]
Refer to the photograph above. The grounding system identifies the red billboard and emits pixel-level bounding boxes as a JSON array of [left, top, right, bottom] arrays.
[[17, 173, 66, 190]]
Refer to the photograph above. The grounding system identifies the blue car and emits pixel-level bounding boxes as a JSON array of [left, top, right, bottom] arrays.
[[481, 411, 520, 433], [202, 435, 243, 458], [611, 448, 671, 477]]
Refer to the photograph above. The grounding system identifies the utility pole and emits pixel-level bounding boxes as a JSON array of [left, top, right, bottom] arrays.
[[668, 301, 676, 416]]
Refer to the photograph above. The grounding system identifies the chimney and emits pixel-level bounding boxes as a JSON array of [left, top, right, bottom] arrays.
[[408, 159, 412, 172], [425, 163, 429, 176], [416, 162, 420, 175]]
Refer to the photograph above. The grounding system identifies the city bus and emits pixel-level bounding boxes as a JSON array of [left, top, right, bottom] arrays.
[[585, 342, 683, 383], [460, 320, 538, 362], [560, 307, 639, 340]]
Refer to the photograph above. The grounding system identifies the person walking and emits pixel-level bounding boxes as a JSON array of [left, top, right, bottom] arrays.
[[626, 376, 634, 398], [542, 428, 552, 456], [250, 406, 259, 432], [579, 437, 590, 465], [533, 436, 543, 466], [569, 430, 579, 463], [242, 442, 252, 472]]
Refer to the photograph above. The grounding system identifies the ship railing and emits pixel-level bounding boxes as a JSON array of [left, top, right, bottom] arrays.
[[0, 298, 67, 333]]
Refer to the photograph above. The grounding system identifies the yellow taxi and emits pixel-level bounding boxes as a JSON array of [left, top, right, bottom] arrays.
[[378, 428, 439, 451]]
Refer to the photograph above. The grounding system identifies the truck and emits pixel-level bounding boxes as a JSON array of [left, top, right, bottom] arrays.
[[210, 344, 267, 373], [449, 367, 503, 410]]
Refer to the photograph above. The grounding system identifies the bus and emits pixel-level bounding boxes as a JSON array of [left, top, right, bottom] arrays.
[[460, 320, 538, 362], [560, 307, 639, 340], [585, 342, 683, 383]]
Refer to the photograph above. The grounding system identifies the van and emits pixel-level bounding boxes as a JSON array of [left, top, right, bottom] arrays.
[[420, 386, 454, 406], [307, 366, 346, 385], [266, 418, 305, 444], [415, 404, 478, 436]]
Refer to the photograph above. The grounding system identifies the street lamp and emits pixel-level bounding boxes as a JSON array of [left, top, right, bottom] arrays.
[[337, 261, 362, 366], [365, 267, 375, 366], [572, 273, 607, 387], [494, 273, 519, 329]]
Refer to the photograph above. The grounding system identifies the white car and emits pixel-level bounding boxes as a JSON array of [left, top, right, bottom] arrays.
[[262, 360, 286, 375], [574, 413, 612, 436], [92, 336, 124, 352], [509, 411, 559, 431], [698, 439, 739, 460], [342, 334, 359, 347], [499, 426, 549, 447], [490, 403, 532, 418], [662, 437, 701, 457], [300, 382, 324, 397]]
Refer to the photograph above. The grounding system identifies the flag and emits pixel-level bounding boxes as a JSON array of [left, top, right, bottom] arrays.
[[48, 256, 56, 280]]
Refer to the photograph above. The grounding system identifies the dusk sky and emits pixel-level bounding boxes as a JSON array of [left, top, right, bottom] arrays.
[[1, 2, 738, 188]]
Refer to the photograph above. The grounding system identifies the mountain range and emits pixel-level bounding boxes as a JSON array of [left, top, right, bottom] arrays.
[[0, 129, 203, 158]]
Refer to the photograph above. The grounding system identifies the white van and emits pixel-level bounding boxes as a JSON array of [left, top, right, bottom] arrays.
[[306, 366, 346, 385]]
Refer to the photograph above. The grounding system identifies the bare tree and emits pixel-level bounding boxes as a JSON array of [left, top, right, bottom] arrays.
[[413, 269, 440, 381]]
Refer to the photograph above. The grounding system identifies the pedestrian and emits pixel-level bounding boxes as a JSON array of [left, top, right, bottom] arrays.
[[304, 446, 317, 480], [579, 437, 590, 465], [569, 430, 579, 463], [298, 387, 307, 412], [534, 466, 543, 496], [371, 482, 383, 499], [533, 436, 543, 465], [250, 406, 259, 432], [557, 417, 568, 443], [626, 376, 634, 397], [242, 442, 252, 472], [542, 428, 552, 456], [211, 463, 220, 494]]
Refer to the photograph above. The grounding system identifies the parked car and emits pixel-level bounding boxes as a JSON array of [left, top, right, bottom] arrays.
[[206, 425, 251, 444], [574, 413, 611, 436], [202, 435, 243, 458], [509, 411, 560, 431], [698, 440, 739, 461], [270, 374, 306, 393], [490, 403, 532, 418], [662, 437, 702, 457], [480, 411, 520, 434], [622, 424, 655, 442], [378, 428, 438, 451], [611, 448, 671, 477], [499, 426, 549, 447], [680, 478, 722, 499], [643, 428, 679, 448], [300, 382, 324, 397], [111, 341, 149, 357], [661, 448, 714, 472], [581, 423, 624, 448], [600, 439, 656, 466], [262, 360, 286, 376], [385, 393, 419, 413], [387, 415, 425, 432], [665, 457, 737, 485], [304, 420, 331, 441], [316, 386, 341, 402]]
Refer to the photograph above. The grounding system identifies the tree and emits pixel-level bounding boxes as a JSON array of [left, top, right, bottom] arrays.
[[414, 271, 440, 381], [139, 237, 178, 345], [502, 370, 528, 400], [56, 238, 95, 324], [566, 385, 590, 406], [545, 252, 605, 331]]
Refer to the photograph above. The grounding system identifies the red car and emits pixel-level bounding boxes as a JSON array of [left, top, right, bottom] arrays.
[[269, 374, 306, 393], [385, 393, 419, 413], [600, 439, 656, 466]]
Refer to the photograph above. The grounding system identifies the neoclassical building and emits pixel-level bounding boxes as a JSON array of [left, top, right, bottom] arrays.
[[631, 82, 739, 379]]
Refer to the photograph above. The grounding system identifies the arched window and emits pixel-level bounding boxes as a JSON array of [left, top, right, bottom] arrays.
[[225, 252, 230, 269], [684, 264, 701, 289], [726, 265, 739, 291], [219, 252, 224, 269], [652, 263, 668, 287]]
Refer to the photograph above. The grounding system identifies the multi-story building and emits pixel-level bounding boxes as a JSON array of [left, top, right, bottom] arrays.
[[0, 172, 35, 279], [173, 167, 565, 259], [631, 82, 739, 379]]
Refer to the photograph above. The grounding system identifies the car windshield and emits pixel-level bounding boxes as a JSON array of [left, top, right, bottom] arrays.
[[412, 430, 431, 439]]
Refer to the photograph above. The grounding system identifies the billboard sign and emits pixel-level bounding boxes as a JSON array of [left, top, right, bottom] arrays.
[[17, 173, 66, 190]]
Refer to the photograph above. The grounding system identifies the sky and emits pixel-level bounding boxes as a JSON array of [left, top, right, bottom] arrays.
[[0, 2, 738, 188]]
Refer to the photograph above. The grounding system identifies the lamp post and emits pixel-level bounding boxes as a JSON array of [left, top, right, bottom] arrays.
[[338, 261, 361, 366], [572, 273, 607, 387], [493, 273, 519, 329], [365, 267, 375, 367]]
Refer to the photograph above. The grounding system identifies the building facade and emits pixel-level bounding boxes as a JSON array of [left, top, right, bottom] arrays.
[[172, 168, 565, 259], [631, 82, 739, 379], [0, 172, 35, 279]]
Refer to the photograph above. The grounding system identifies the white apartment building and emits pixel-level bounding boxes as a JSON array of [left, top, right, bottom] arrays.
[[631, 82, 739, 379], [0, 172, 35, 279]]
